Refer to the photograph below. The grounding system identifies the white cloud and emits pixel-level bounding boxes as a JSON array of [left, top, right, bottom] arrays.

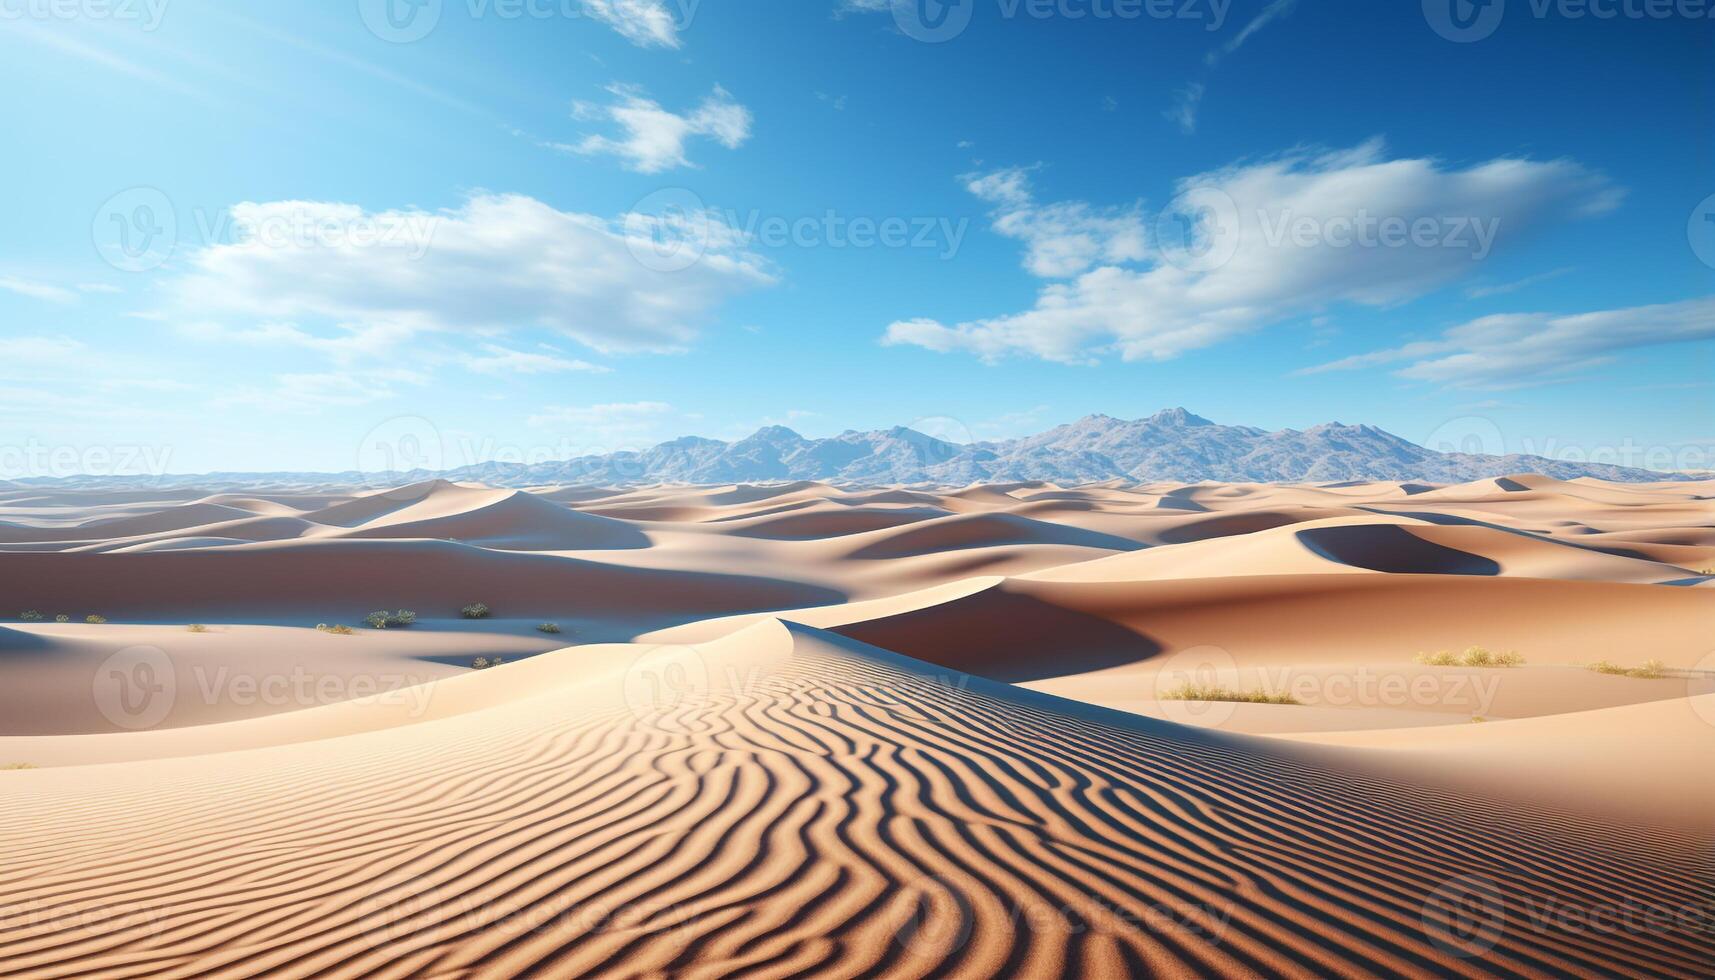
[[0, 276, 77, 303], [215, 368, 429, 414], [1464, 266, 1574, 299], [466, 344, 608, 375], [1163, 82, 1205, 134], [571, 84, 751, 173], [1304, 296, 1715, 388], [527, 401, 675, 445], [176, 320, 421, 365], [0, 335, 86, 362], [580, 0, 682, 48], [163, 193, 772, 355], [885, 142, 1622, 364], [1207, 0, 1299, 65], [963, 167, 1147, 278]]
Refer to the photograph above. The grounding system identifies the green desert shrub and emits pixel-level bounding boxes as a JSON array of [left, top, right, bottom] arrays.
[[0, 763, 36, 771], [1160, 683, 1299, 706], [536, 622, 562, 634], [460, 602, 491, 620], [18, 610, 42, 622], [54, 614, 68, 623], [187, 624, 208, 633], [318, 623, 355, 635], [84, 614, 108, 625], [1415, 650, 1459, 667], [472, 657, 490, 670], [366, 610, 416, 629]]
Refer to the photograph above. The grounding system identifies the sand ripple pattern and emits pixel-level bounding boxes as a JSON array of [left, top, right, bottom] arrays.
[[1, 626, 1710, 979]]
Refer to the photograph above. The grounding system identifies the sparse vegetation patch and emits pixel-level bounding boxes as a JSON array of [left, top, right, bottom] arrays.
[[18, 610, 42, 622], [1416, 647, 1522, 668], [316, 623, 355, 635], [366, 610, 417, 629], [1160, 683, 1299, 706], [536, 622, 562, 634], [1589, 659, 1667, 679], [461, 602, 491, 620]]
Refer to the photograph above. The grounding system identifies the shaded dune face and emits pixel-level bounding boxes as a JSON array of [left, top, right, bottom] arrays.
[[0, 628, 1707, 979], [1296, 525, 1502, 575]]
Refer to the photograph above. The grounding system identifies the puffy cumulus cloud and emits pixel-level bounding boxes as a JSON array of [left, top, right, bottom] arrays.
[[163, 193, 772, 355], [1305, 296, 1715, 388], [886, 141, 1622, 365], [571, 84, 751, 173]]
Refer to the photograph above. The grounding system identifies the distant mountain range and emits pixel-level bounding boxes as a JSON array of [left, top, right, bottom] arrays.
[[10, 409, 1699, 490]]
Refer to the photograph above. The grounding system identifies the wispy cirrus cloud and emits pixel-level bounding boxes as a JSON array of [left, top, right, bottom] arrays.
[[467, 344, 608, 375], [581, 0, 685, 48], [1303, 296, 1715, 388], [1170, 0, 1300, 134], [0, 275, 78, 304]]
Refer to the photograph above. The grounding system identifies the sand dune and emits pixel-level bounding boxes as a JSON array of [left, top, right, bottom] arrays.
[[2, 622, 1709, 978], [2, 476, 1711, 976]]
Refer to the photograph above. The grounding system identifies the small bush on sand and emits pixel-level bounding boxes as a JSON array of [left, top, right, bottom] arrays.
[[1590, 659, 1667, 679], [84, 614, 108, 625], [472, 657, 490, 670], [54, 614, 68, 623], [1415, 650, 1459, 666], [461, 602, 491, 620], [1630, 659, 1666, 679], [187, 624, 208, 633], [366, 610, 416, 629], [1459, 647, 1522, 668], [19, 610, 42, 622], [536, 622, 562, 634], [316, 623, 355, 635], [1160, 683, 1298, 705], [1, 763, 36, 770]]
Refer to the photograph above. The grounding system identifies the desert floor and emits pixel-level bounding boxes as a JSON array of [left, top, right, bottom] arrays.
[[1, 475, 1711, 978]]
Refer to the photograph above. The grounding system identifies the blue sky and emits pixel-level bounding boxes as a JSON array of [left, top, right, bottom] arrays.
[[1, 0, 1711, 477]]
